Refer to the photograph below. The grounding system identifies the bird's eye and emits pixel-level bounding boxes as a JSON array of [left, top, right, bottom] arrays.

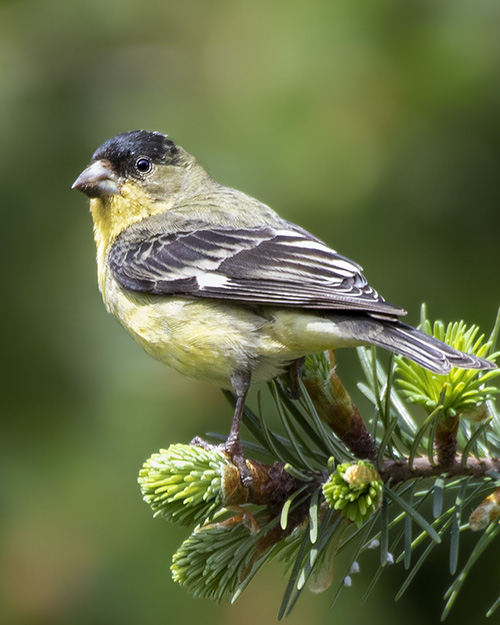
[[135, 158, 153, 173]]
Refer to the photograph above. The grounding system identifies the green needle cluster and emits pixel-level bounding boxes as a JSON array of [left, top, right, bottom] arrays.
[[396, 319, 500, 418], [323, 461, 383, 527], [171, 517, 259, 602], [138, 443, 236, 526]]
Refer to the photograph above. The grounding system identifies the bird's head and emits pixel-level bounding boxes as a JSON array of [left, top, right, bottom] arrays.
[[72, 130, 204, 245]]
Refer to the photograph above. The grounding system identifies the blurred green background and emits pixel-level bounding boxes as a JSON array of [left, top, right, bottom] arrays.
[[1, 0, 499, 623]]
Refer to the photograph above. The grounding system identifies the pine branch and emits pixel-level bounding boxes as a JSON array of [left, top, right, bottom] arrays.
[[380, 456, 500, 483], [138, 307, 500, 619]]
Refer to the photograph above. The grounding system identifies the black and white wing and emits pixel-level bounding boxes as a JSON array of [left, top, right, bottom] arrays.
[[108, 222, 406, 317]]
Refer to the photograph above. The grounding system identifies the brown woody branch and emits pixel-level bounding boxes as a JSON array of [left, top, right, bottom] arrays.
[[303, 351, 378, 462], [228, 456, 500, 516], [434, 412, 460, 466], [380, 456, 500, 483]]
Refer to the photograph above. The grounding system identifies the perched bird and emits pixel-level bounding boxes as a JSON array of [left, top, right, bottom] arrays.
[[72, 130, 495, 468]]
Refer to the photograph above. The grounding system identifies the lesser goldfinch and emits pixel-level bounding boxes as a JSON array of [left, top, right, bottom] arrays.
[[72, 130, 495, 465]]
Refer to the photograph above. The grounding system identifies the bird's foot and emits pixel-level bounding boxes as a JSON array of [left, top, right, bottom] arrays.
[[189, 435, 218, 452], [190, 435, 254, 492], [224, 433, 253, 492]]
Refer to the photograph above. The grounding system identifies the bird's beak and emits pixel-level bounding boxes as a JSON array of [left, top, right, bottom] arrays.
[[72, 160, 120, 198]]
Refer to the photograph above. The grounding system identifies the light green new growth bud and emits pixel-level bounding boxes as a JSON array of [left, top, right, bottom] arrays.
[[171, 517, 258, 602], [396, 318, 500, 418], [302, 351, 332, 383], [322, 461, 383, 527], [138, 443, 240, 526]]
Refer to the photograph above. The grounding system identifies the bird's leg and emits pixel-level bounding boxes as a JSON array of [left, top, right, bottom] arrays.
[[286, 357, 306, 400], [225, 369, 253, 488], [191, 370, 253, 488]]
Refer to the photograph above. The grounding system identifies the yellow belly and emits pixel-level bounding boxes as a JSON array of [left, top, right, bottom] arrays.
[[100, 269, 293, 387], [99, 267, 364, 389]]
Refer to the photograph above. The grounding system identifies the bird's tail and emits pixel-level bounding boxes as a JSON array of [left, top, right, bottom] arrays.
[[365, 319, 496, 374]]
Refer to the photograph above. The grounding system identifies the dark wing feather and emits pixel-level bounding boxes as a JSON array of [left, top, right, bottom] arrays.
[[109, 224, 406, 316]]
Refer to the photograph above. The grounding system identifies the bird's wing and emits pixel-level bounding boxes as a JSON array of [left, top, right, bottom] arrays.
[[108, 223, 406, 316]]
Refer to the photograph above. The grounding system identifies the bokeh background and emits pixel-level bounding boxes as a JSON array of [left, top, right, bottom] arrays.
[[1, 0, 499, 623]]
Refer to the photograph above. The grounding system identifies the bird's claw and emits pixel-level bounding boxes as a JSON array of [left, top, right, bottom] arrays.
[[190, 435, 254, 492]]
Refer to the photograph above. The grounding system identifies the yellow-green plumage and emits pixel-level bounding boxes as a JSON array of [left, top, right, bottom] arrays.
[[95, 221, 359, 390], [84, 140, 362, 390]]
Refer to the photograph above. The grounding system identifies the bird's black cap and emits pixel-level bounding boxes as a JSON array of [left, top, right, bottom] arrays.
[[91, 130, 181, 176]]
